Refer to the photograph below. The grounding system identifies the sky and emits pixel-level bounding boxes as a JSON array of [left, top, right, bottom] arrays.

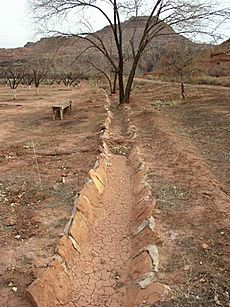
[[0, 0, 32, 48], [0, 0, 230, 49]]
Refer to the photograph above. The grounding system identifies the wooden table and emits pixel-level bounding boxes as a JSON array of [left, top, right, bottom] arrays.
[[52, 100, 72, 120]]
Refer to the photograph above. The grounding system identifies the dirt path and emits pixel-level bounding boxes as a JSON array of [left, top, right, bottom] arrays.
[[69, 110, 135, 306]]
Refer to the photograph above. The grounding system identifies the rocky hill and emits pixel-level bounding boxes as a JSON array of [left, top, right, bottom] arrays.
[[0, 17, 186, 71], [0, 17, 228, 76], [200, 39, 230, 77]]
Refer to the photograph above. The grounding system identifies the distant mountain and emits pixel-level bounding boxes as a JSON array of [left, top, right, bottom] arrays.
[[1, 17, 223, 76]]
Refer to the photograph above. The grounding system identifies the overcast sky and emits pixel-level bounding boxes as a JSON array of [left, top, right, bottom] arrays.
[[0, 0, 31, 48], [0, 0, 230, 49]]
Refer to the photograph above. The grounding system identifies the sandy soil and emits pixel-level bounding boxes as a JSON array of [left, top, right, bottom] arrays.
[[0, 84, 107, 306], [129, 79, 230, 306]]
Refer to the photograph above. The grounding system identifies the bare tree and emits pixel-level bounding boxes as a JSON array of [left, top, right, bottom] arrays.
[[84, 53, 118, 94], [24, 46, 57, 93], [59, 71, 81, 86], [30, 0, 230, 104], [158, 42, 202, 99], [30, 59, 49, 94], [54, 52, 87, 86], [23, 70, 34, 89], [2, 64, 24, 100]]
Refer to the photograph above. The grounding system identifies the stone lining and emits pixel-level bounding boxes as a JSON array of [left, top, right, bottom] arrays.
[[127, 114, 170, 305]]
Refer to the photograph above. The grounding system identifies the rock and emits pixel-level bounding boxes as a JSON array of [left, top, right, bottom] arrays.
[[183, 265, 191, 271], [138, 272, 157, 289], [4, 218, 16, 226]]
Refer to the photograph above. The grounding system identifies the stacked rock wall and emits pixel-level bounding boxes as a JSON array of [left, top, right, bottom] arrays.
[[127, 146, 169, 306], [125, 106, 170, 306]]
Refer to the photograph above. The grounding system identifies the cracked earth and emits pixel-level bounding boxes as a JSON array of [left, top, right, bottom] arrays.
[[69, 111, 134, 306], [70, 154, 134, 306]]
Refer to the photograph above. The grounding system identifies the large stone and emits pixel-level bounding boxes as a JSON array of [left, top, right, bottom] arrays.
[[133, 216, 156, 236], [129, 146, 140, 166], [89, 169, 104, 194], [77, 194, 95, 225], [130, 252, 152, 281], [132, 227, 164, 256], [102, 141, 111, 156], [95, 154, 108, 184], [127, 282, 170, 307], [133, 197, 156, 225], [133, 166, 147, 187], [133, 181, 151, 197], [27, 261, 71, 307], [137, 272, 157, 289], [69, 212, 89, 249], [143, 245, 159, 272], [56, 235, 79, 264], [80, 181, 101, 208]]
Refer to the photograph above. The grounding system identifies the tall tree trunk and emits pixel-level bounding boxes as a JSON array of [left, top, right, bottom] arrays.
[[123, 56, 140, 103]]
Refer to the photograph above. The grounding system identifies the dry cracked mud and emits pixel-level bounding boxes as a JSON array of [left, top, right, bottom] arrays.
[[70, 154, 134, 306]]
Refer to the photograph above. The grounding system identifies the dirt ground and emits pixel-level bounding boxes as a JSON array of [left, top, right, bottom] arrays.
[[129, 80, 230, 306], [0, 79, 229, 307], [0, 83, 107, 306]]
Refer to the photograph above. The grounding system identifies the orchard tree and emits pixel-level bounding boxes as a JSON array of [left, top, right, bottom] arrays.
[[23, 70, 34, 89], [29, 58, 49, 94], [30, 0, 230, 104], [2, 64, 24, 100], [59, 70, 82, 87], [55, 53, 87, 86], [85, 53, 118, 94], [159, 42, 202, 99], [25, 48, 56, 93]]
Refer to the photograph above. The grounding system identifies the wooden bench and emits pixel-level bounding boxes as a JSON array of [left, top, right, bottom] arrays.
[[52, 100, 72, 120]]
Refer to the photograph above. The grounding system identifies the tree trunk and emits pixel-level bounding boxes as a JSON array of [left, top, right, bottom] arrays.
[[123, 56, 140, 103], [112, 72, 117, 94], [102, 72, 113, 94], [12, 88, 17, 100], [181, 82, 185, 99], [118, 71, 125, 104]]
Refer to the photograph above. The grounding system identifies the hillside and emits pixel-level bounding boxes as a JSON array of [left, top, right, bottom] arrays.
[[0, 17, 186, 72], [1, 17, 228, 77], [199, 39, 230, 77]]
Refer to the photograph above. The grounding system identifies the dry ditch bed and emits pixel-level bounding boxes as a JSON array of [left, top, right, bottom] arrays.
[[25, 95, 170, 306]]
